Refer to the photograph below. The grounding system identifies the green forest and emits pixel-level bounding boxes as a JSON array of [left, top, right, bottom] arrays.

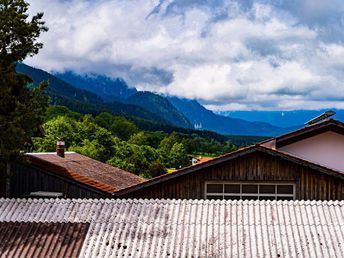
[[33, 106, 240, 178]]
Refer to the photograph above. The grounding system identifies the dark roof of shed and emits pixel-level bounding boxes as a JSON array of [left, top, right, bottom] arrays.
[[0, 221, 89, 258], [26, 152, 145, 195], [114, 145, 344, 196]]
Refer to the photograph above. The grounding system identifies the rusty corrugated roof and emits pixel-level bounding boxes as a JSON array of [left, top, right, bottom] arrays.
[[0, 221, 89, 257], [26, 152, 145, 194], [0, 198, 344, 257]]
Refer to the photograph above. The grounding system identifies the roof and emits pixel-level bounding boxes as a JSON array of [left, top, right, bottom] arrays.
[[0, 221, 89, 257], [261, 119, 344, 148], [193, 156, 214, 163], [0, 198, 343, 257], [25, 152, 145, 195], [114, 145, 344, 196]]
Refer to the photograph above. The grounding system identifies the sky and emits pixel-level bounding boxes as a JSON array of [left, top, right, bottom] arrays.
[[26, 0, 344, 111]]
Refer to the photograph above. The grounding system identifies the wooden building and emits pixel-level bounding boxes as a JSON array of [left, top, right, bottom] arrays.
[[11, 143, 144, 198], [115, 119, 344, 201]]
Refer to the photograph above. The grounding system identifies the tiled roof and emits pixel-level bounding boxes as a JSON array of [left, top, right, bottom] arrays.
[[0, 221, 89, 257], [26, 152, 145, 194], [1, 198, 344, 257]]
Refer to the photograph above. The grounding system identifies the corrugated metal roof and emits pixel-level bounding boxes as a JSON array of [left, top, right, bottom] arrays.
[[26, 152, 145, 194], [0, 221, 89, 257], [0, 198, 344, 257]]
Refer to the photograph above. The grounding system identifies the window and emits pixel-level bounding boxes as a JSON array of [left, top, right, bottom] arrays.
[[205, 182, 295, 200]]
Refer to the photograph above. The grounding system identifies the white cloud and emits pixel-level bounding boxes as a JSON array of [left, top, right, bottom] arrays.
[[25, 0, 344, 110]]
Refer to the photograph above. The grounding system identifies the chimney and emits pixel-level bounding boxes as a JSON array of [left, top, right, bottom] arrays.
[[56, 140, 65, 158]]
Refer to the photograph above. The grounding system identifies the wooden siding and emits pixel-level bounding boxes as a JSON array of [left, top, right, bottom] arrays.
[[11, 163, 107, 198], [123, 152, 344, 200]]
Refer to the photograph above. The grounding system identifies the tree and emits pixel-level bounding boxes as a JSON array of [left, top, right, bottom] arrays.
[[45, 105, 82, 121], [0, 0, 48, 196], [110, 116, 139, 140], [33, 116, 75, 152], [69, 139, 107, 162], [94, 112, 113, 130], [169, 143, 190, 168], [128, 132, 149, 146]]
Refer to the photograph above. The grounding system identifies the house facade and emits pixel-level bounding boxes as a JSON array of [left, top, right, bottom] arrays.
[[116, 119, 344, 201]]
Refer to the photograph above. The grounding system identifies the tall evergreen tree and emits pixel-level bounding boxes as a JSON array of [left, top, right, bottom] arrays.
[[0, 0, 48, 196]]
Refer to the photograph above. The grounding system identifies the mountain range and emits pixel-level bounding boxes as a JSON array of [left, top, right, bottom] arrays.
[[17, 63, 331, 137], [218, 110, 344, 128]]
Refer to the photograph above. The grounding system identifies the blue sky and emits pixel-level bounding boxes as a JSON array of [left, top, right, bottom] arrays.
[[26, 0, 344, 111]]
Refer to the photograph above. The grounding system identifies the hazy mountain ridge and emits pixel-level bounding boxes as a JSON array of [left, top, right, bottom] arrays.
[[54, 71, 137, 102], [16, 63, 104, 105], [167, 97, 288, 136], [218, 110, 344, 127], [126, 92, 192, 128], [16, 63, 171, 124]]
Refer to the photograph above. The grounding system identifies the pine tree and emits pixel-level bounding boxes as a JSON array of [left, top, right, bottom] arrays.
[[0, 0, 48, 196]]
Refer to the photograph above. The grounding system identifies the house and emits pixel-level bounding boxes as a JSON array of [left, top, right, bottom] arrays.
[[0, 198, 343, 257], [191, 156, 214, 165], [11, 141, 145, 198], [115, 118, 344, 200]]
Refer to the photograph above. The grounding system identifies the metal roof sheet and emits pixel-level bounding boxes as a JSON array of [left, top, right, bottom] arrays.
[[0, 198, 343, 257], [0, 221, 89, 257]]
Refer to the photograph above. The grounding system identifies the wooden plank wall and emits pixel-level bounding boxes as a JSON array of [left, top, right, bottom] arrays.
[[11, 163, 106, 198], [124, 152, 344, 200]]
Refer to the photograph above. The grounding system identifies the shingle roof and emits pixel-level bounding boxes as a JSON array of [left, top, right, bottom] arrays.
[[26, 152, 145, 194], [1, 198, 344, 257], [0, 221, 89, 257]]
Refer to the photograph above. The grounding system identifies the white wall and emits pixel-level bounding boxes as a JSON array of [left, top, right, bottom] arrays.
[[279, 131, 344, 172]]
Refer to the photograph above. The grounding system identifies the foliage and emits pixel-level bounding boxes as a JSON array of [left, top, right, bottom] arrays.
[[168, 143, 189, 168], [110, 116, 139, 141], [45, 105, 82, 121], [0, 0, 48, 167], [33, 106, 241, 178]]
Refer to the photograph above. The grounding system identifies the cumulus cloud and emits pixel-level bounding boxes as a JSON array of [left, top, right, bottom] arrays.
[[25, 0, 344, 110]]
